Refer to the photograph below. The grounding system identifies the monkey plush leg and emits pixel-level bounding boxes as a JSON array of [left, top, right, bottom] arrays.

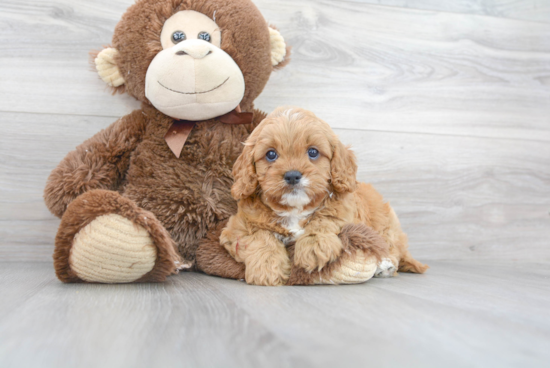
[[286, 224, 390, 286], [195, 220, 246, 280], [54, 189, 182, 283]]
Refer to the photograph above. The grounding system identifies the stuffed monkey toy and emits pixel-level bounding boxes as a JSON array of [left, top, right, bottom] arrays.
[[44, 0, 385, 285]]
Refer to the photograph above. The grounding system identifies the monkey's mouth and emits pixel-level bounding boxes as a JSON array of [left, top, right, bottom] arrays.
[[158, 77, 229, 95]]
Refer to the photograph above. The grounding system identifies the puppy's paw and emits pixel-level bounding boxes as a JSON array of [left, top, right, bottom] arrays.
[[374, 258, 397, 278], [244, 249, 291, 286], [295, 233, 343, 272]]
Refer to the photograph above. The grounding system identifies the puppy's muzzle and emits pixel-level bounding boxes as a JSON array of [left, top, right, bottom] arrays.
[[284, 170, 302, 185]]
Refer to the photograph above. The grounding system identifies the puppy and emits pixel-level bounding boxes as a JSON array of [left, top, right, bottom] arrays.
[[221, 107, 428, 286]]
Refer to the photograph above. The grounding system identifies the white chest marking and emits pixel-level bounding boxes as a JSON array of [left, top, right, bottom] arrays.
[[275, 208, 315, 245], [275, 184, 315, 245]]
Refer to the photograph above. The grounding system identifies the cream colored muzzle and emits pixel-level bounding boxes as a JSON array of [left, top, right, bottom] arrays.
[[145, 39, 245, 121]]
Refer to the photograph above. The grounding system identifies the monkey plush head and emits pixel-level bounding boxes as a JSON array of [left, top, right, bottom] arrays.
[[94, 0, 289, 121]]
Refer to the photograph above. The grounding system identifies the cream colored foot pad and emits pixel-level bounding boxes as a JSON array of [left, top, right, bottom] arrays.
[[70, 214, 157, 283], [314, 253, 378, 285]]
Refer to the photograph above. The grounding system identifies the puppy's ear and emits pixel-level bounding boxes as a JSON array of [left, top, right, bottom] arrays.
[[231, 131, 261, 200], [330, 140, 358, 193]]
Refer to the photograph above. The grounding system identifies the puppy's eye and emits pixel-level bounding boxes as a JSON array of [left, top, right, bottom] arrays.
[[266, 150, 278, 162], [198, 31, 211, 42], [172, 31, 186, 44], [308, 148, 320, 160]]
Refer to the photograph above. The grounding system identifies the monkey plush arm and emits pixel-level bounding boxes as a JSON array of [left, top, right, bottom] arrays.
[[44, 109, 147, 218]]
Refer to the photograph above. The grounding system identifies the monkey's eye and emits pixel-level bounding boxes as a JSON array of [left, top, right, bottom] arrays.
[[308, 148, 320, 160], [198, 31, 211, 42], [172, 31, 186, 44], [266, 150, 278, 162]]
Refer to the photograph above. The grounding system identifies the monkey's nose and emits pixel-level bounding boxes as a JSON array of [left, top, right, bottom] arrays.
[[284, 171, 302, 185], [174, 40, 213, 59]]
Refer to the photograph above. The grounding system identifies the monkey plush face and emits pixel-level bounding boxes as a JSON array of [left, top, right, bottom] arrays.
[[94, 0, 289, 121], [145, 10, 246, 120]]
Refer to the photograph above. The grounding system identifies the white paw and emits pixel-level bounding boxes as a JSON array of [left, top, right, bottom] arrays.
[[374, 258, 397, 278]]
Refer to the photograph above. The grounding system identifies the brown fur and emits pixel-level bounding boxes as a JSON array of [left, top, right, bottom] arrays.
[[111, 0, 285, 109], [221, 107, 428, 285], [44, 0, 288, 282]]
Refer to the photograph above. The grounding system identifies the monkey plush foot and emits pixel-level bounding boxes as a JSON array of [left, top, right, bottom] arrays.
[[286, 224, 390, 286], [69, 214, 157, 283], [54, 189, 182, 283]]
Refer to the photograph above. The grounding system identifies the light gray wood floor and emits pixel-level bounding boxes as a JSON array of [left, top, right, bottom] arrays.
[[1, 0, 549, 366], [1, 261, 549, 368]]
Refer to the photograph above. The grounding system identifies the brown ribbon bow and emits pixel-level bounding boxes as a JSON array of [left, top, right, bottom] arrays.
[[164, 105, 253, 158]]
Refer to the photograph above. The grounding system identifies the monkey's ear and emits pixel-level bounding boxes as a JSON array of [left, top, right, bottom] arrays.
[[268, 25, 291, 70], [93, 47, 125, 89]]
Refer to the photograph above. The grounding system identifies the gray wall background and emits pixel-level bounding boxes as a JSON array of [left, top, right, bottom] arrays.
[[1, 0, 549, 262]]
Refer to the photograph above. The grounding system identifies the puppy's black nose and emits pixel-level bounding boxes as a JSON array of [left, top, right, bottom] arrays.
[[284, 171, 302, 185]]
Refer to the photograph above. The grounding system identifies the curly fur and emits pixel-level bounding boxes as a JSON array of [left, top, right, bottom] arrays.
[[221, 107, 428, 285]]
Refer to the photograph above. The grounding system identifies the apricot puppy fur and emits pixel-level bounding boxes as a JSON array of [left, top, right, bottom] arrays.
[[221, 107, 428, 286]]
